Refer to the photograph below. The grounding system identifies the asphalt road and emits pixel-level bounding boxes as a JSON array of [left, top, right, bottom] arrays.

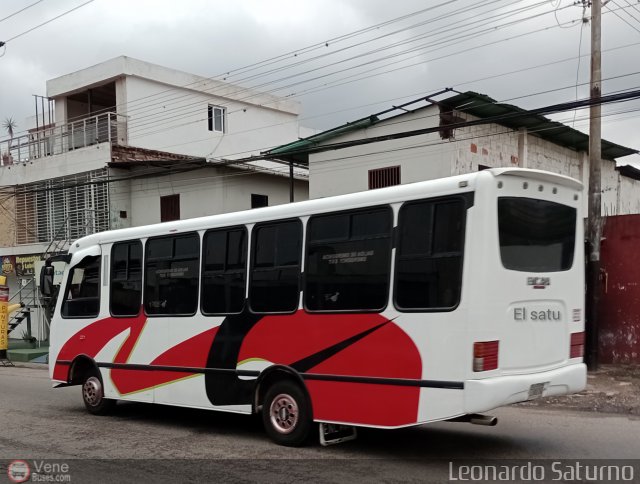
[[1, 365, 639, 483]]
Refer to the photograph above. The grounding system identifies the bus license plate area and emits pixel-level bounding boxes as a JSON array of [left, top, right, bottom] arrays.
[[527, 382, 547, 400]]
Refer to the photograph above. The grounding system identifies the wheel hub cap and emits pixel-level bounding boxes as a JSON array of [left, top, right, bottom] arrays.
[[83, 377, 102, 406], [269, 394, 299, 434]]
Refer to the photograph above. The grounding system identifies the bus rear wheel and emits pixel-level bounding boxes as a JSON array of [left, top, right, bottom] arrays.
[[82, 368, 115, 415], [262, 380, 312, 446]]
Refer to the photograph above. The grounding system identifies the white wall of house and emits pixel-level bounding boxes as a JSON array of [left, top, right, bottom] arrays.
[[109, 166, 308, 228], [309, 106, 638, 216], [0, 56, 310, 254], [309, 109, 451, 198], [46, 56, 304, 161], [0, 143, 110, 186], [123, 75, 301, 160]]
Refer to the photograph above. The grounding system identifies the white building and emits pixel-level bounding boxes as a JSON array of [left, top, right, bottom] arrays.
[[0, 57, 310, 342], [0, 56, 310, 258], [267, 91, 638, 215]]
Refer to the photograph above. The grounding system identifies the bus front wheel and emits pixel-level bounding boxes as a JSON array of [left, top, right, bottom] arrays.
[[82, 368, 116, 415], [262, 380, 312, 446]]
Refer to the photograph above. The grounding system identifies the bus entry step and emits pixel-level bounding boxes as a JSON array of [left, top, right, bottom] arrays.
[[319, 423, 358, 446]]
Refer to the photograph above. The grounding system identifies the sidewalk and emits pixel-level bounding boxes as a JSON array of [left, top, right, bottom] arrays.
[[518, 365, 640, 415]]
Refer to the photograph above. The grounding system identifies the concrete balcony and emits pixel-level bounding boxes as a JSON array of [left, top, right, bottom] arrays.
[[0, 112, 127, 185], [0, 112, 127, 166]]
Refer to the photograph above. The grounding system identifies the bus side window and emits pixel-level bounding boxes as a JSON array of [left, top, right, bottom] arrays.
[[249, 220, 301, 313], [201, 227, 247, 314], [61, 256, 101, 319], [395, 199, 465, 311], [144, 233, 200, 316], [305, 207, 392, 312], [111, 240, 143, 317]]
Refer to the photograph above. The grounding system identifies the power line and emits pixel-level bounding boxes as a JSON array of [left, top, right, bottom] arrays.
[[0, 89, 637, 199], [4, 99, 638, 198], [230, 89, 640, 163], [619, 0, 640, 25], [607, 1, 640, 34], [0, 0, 502, 139], [2, 0, 95, 44], [0, 0, 45, 23], [2, 0, 638, 156], [122, 0, 539, 126], [100, 67, 640, 161], [84, 0, 476, 123], [7, 0, 632, 146], [123, 3, 578, 140]]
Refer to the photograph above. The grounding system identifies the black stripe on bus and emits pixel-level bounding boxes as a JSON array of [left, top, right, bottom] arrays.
[[56, 360, 464, 390]]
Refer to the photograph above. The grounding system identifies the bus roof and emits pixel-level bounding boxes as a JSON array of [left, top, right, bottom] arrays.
[[69, 168, 581, 251]]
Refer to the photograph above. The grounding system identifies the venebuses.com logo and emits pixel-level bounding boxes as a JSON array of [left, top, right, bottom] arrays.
[[7, 460, 31, 483], [6, 459, 72, 482]]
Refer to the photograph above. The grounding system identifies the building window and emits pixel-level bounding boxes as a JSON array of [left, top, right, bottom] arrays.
[[144, 233, 200, 316], [394, 198, 465, 311], [160, 194, 180, 222], [251, 194, 268, 208], [249, 220, 302, 313], [368, 166, 400, 190], [305, 207, 393, 312], [201, 227, 247, 315], [208, 105, 226, 133], [111, 240, 143, 317]]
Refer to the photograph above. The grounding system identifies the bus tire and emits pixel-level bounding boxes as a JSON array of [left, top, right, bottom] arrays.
[[262, 380, 312, 447], [82, 368, 115, 416]]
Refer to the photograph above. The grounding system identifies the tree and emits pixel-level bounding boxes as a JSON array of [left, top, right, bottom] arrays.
[[2, 117, 17, 164], [3, 116, 17, 140]]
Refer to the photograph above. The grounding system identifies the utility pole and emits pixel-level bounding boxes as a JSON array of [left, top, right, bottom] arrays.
[[586, 0, 602, 371]]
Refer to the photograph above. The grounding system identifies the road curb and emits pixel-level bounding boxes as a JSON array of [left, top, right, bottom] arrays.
[[2, 361, 48, 370]]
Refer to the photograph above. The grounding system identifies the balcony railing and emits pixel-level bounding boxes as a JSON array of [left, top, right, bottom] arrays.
[[0, 112, 127, 166]]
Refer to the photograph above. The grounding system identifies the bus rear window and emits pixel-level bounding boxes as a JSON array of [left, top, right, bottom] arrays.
[[498, 197, 576, 272]]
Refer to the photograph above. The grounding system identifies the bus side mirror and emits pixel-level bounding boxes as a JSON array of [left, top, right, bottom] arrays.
[[40, 265, 54, 298]]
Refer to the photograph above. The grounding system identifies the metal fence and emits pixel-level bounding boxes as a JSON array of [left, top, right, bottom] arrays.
[[0, 112, 127, 165]]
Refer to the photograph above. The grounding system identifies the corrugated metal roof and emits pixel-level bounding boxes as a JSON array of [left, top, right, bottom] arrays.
[[267, 91, 637, 165], [439, 91, 636, 161], [266, 116, 378, 164]]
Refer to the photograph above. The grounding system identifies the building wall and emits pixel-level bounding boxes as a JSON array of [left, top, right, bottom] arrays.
[[110, 166, 308, 228], [108, 176, 131, 231], [0, 143, 111, 187], [308, 106, 639, 217], [124, 76, 301, 160], [309, 109, 451, 198], [450, 120, 521, 174], [0, 194, 16, 247], [599, 214, 640, 363]]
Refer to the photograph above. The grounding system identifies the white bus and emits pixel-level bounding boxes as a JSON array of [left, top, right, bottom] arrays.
[[47, 168, 586, 446]]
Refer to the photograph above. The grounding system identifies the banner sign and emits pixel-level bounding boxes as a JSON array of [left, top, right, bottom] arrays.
[[15, 255, 41, 277], [1, 256, 15, 275]]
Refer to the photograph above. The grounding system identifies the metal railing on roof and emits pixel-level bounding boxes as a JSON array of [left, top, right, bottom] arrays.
[[0, 112, 127, 166]]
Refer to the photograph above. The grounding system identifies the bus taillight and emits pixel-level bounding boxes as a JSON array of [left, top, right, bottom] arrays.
[[570, 332, 585, 358], [473, 341, 499, 372]]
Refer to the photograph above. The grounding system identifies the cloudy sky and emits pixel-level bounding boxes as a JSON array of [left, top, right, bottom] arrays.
[[1, 0, 639, 164]]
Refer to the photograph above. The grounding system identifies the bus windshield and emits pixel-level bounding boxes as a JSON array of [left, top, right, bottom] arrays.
[[498, 197, 576, 273]]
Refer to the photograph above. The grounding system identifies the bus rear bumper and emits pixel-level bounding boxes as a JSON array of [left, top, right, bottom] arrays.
[[463, 363, 587, 414]]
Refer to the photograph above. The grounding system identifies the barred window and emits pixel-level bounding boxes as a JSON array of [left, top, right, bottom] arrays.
[[368, 166, 400, 190]]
